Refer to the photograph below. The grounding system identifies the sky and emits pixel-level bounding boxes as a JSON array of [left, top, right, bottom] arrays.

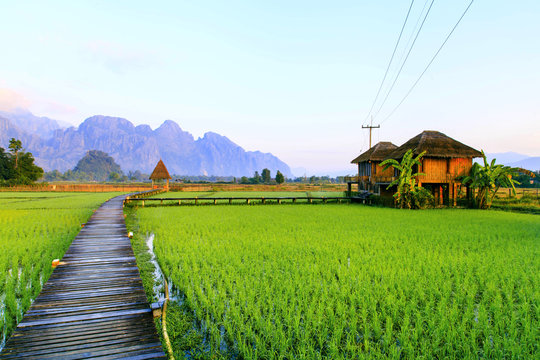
[[0, 0, 539, 175]]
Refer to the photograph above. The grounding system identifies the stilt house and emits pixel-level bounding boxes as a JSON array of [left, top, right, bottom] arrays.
[[350, 131, 482, 206], [351, 142, 397, 192], [149, 159, 171, 190]]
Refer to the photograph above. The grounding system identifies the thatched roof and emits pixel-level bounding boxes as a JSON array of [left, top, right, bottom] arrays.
[[149, 159, 171, 180], [387, 130, 482, 159], [351, 142, 398, 163]]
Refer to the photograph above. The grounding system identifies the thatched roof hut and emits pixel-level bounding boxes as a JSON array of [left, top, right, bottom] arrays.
[[351, 142, 398, 164], [149, 159, 171, 180], [149, 159, 171, 190], [387, 130, 482, 159]]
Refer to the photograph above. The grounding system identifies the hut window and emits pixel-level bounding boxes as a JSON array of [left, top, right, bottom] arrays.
[[394, 168, 399, 177], [446, 158, 451, 173]]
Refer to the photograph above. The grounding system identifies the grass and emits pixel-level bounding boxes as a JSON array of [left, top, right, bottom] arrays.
[[491, 193, 540, 214], [127, 204, 540, 359], [0, 192, 123, 344]]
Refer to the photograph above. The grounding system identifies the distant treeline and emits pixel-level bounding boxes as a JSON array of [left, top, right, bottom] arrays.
[[0, 138, 43, 185], [514, 171, 540, 188]]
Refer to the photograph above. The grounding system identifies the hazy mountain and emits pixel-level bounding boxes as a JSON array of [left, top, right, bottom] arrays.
[[0, 109, 64, 139], [0, 116, 43, 151], [509, 157, 540, 171], [474, 152, 539, 171], [485, 152, 530, 165], [1, 113, 291, 177]]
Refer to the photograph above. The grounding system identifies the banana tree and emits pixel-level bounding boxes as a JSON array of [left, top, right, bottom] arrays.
[[380, 149, 430, 209], [461, 151, 520, 209]]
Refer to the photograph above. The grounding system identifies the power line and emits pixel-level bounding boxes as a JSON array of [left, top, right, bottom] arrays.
[[395, 0, 432, 76], [371, 0, 436, 121], [380, 0, 475, 124], [363, 0, 416, 126]]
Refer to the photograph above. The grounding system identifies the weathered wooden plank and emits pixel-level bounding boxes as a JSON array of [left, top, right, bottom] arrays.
[[0, 195, 166, 359]]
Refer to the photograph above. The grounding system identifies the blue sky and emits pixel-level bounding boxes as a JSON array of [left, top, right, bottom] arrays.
[[1, 0, 538, 174]]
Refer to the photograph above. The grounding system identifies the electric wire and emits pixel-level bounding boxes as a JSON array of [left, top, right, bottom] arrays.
[[371, 0, 436, 121], [395, 0, 432, 79], [363, 0, 416, 126], [380, 0, 475, 124]]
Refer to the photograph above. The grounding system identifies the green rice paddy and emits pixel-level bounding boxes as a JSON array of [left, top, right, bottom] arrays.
[[0, 192, 122, 343], [130, 204, 540, 359]]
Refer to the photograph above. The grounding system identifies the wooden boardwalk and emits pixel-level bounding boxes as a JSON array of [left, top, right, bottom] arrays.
[[0, 196, 166, 359], [126, 196, 351, 206]]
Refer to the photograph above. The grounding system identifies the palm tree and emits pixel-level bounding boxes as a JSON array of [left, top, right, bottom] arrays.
[[461, 151, 520, 209]]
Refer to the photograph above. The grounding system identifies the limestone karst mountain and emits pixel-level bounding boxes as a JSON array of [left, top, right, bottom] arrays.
[[0, 113, 292, 177]]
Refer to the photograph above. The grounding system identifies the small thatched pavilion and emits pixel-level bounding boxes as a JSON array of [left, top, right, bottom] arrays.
[[149, 159, 172, 190], [351, 142, 397, 192], [386, 130, 482, 205]]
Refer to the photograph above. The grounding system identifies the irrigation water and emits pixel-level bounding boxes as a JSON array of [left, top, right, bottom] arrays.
[[144, 233, 236, 359]]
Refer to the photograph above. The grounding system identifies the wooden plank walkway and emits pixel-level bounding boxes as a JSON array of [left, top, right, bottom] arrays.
[[126, 196, 351, 206], [0, 195, 166, 359]]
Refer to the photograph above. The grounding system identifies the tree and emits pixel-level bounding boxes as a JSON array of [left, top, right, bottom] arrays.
[[380, 149, 433, 209], [0, 147, 14, 180], [251, 171, 261, 184], [261, 168, 271, 184], [8, 138, 22, 169], [74, 150, 123, 182], [15, 152, 44, 183], [240, 176, 250, 184], [108, 172, 121, 182], [275, 170, 285, 184], [0, 140, 43, 185], [461, 150, 522, 209]]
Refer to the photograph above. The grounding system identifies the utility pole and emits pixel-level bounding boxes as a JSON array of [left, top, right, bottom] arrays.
[[362, 117, 380, 149]]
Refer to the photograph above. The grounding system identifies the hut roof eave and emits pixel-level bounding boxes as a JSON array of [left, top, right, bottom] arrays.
[[351, 142, 398, 163]]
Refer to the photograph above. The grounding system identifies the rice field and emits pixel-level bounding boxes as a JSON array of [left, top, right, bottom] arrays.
[[0, 192, 123, 344], [129, 205, 540, 359]]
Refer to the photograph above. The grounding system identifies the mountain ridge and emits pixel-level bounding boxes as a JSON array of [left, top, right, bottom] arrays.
[[0, 112, 292, 177]]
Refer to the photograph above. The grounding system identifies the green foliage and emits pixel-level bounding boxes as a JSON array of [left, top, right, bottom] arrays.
[[380, 149, 433, 209], [8, 138, 22, 169], [275, 170, 285, 184], [0, 192, 120, 342], [0, 139, 43, 185], [73, 150, 123, 181], [261, 168, 271, 184], [252, 171, 260, 184], [514, 171, 540, 188], [0, 147, 14, 180], [462, 150, 521, 209], [130, 205, 540, 359]]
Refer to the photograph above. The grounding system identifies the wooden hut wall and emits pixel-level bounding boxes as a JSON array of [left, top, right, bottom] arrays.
[[420, 157, 473, 183], [449, 158, 472, 177], [421, 158, 448, 182], [374, 163, 395, 178]]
